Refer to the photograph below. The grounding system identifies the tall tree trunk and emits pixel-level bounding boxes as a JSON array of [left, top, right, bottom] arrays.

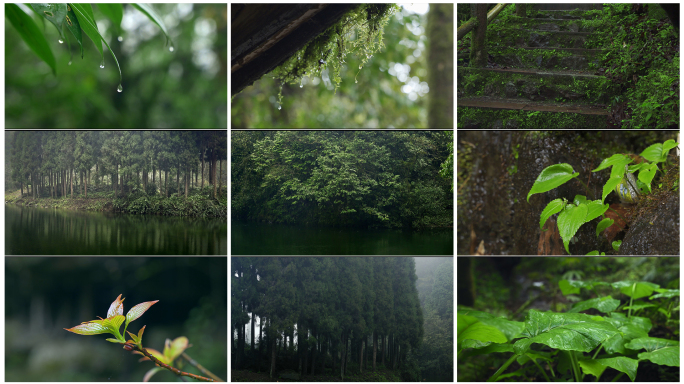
[[270, 336, 277, 378], [427, 4, 453, 128], [185, 167, 189, 198], [310, 338, 317, 375], [251, 312, 255, 354], [340, 332, 346, 380], [80, 171, 83, 196], [85, 169, 88, 198], [373, 331, 377, 371], [381, 334, 385, 367], [359, 338, 364, 373], [70, 169, 73, 198], [211, 148, 218, 198], [470, 4, 488, 67], [164, 170, 168, 197]]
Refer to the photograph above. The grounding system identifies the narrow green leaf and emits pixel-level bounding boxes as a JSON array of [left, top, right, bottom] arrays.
[[69, 3, 103, 63], [527, 163, 579, 202], [539, 198, 565, 230], [70, 3, 123, 86], [592, 154, 631, 172], [6, 4, 56, 75], [132, 3, 174, 48], [65, 4, 83, 58], [97, 3, 123, 27], [125, 300, 159, 330], [64, 321, 111, 335], [30, 3, 67, 41], [602, 176, 623, 203]]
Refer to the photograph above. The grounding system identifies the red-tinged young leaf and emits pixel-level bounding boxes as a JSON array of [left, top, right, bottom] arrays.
[[143, 367, 164, 382], [64, 321, 111, 335], [126, 300, 159, 327], [108, 294, 125, 318], [138, 324, 146, 340], [127, 331, 140, 344]]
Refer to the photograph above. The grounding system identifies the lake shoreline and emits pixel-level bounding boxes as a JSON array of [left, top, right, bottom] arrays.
[[5, 189, 227, 219]]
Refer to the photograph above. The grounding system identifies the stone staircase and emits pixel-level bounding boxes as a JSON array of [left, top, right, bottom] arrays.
[[457, 4, 619, 128]]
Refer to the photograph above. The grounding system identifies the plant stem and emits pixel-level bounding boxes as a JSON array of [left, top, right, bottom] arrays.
[[612, 372, 625, 382], [126, 343, 215, 382], [487, 354, 518, 382], [530, 357, 551, 382], [182, 352, 224, 382]]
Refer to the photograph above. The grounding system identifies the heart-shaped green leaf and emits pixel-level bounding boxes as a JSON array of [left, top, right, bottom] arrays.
[[514, 310, 620, 355], [612, 281, 660, 299], [527, 163, 579, 202], [596, 218, 614, 237], [6, 4, 56, 76]]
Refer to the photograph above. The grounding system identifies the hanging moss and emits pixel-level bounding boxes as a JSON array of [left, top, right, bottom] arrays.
[[271, 4, 399, 105]]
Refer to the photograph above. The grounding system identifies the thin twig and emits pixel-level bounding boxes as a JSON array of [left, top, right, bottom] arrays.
[[183, 352, 225, 382], [126, 343, 215, 382]]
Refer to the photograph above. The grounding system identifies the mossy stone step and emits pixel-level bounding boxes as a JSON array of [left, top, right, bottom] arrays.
[[458, 96, 608, 115], [458, 67, 618, 104]]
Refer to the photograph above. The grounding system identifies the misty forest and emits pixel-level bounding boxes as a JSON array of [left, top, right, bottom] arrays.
[[231, 257, 453, 382]]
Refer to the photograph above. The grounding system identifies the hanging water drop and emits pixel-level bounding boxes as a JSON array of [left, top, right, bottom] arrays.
[[278, 105, 282, 110], [68, 61, 72, 66], [300, 84, 303, 88], [100, 59, 105, 68], [355, 80, 358, 83], [117, 84, 123, 93], [58, 39, 64, 44], [359, 65, 363, 69], [169, 46, 174, 52], [118, 36, 123, 42]]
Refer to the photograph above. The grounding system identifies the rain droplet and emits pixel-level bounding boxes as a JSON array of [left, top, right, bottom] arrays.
[[169, 46, 174, 52], [359, 65, 363, 69], [278, 105, 282, 110], [100, 60, 105, 69], [117, 84, 123, 93], [58, 39, 63, 44], [355, 80, 358, 83], [68, 61, 72, 66], [300, 84, 303, 88], [118, 36, 123, 42]]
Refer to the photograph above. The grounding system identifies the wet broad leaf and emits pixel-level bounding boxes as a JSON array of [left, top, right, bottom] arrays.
[[539, 198, 565, 230], [579, 356, 638, 381], [625, 337, 680, 367], [557, 203, 587, 254], [6, 4, 56, 75], [567, 296, 620, 314], [611, 281, 659, 299], [457, 314, 507, 351], [527, 163, 579, 202], [514, 310, 620, 355], [457, 310, 524, 341]]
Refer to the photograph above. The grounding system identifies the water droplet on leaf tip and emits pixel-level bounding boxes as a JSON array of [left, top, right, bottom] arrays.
[[68, 61, 72, 66], [169, 46, 174, 52], [359, 65, 363, 69], [58, 39, 63, 44], [300, 84, 303, 88], [278, 106, 282, 110], [118, 36, 123, 42], [355, 80, 358, 83], [117, 84, 123, 93], [100, 64, 105, 68]]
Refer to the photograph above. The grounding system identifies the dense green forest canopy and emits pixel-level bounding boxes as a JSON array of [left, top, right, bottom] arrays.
[[232, 131, 453, 229], [6, 131, 227, 202], [232, 257, 430, 381]]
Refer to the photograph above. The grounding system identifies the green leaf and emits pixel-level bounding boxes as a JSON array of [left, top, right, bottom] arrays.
[[596, 218, 614, 237], [637, 163, 658, 185], [6, 4, 56, 75], [131, 3, 174, 49], [513, 310, 620, 355], [662, 139, 678, 154], [557, 203, 587, 254], [559, 279, 580, 295], [30, 3, 67, 41], [585, 200, 609, 223], [612, 240, 621, 251], [567, 296, 620, 313], [70, 3, 123, 86], [457, 310, 525, 341], [580, 357, 638, 381], [539, 198, 565, 230], [602, 176, 623, 203], [65, 4, 83, 58], [107, 294, 125, 318], [64, 321, 112, 335], [592, 154, 631, 172], [125, 300, 159, 332], [612, 281, 659, 299], [527, 163, 579, 202], [640, 143, 666, 162], [97, 3, 123, 27], [650, 289, 679, 299], [458, 314, 508, 351], [573, 195, 587, 206], [625, 337, 679, 367]]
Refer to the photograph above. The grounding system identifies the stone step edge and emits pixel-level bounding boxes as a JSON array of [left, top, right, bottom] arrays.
[[458, 97, 609, 116], [458, 66, 604, 79]]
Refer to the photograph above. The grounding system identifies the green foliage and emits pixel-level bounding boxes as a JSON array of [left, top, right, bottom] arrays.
[[528, 140, 679, 254], [232, 131, 452, 229], [458, 278, 680, 381]]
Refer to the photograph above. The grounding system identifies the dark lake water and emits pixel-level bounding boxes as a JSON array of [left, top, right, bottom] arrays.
[[232, 222, 453, 255], [6, 205, 227, 255]]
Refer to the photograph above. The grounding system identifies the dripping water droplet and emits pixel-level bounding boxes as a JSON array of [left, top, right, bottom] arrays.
[[359, 65, 363, 69], [58, 39, 64, 44], [118, 36, 123, 42], [100, 60, 105, 69], [300, 84, 303, 88], [68, 61, 72, 66], [169, 46, 174, 52], [278, 105, 282, 110], [355, 80, 358, 83], [117, 84, 123, 93]]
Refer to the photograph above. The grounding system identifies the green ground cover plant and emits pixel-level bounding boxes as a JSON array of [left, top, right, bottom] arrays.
[[458, 279, 679, 381], [527, 139, 678, 254]]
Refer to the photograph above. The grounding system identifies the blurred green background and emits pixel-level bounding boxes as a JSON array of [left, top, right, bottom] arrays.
[[5, 257, 227, 381], [232, 4, 452, 128], [5, 3, 227, 128]]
